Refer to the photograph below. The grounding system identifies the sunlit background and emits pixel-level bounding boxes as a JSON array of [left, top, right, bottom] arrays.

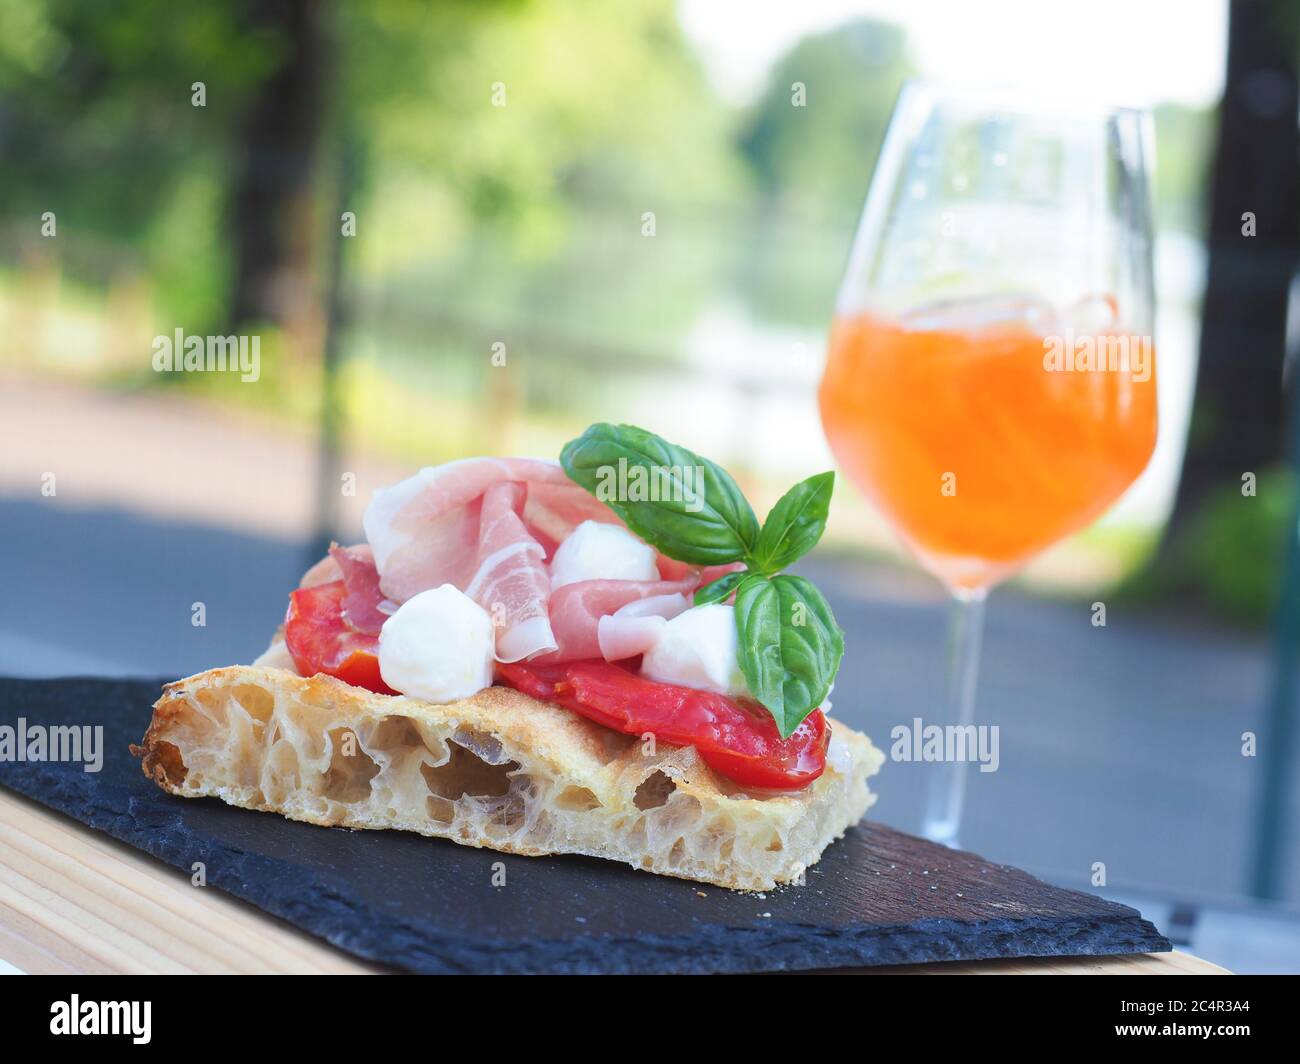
[[2, 0, 1298, 971]]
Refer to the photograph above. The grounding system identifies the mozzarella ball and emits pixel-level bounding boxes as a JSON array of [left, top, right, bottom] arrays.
[[640, 604, 750, 698], [378, 585, 494, 703], [550, 520, 659, 589]]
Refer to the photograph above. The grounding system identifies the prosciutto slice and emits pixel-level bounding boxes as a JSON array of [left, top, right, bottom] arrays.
[[540, 576, 698, 663], [521, 480, 622, 556], [295, 544, 390, 634], [329, 545, 389, 635], [361, 457, 730, 664], [596, 592, 691, 661], [465, 482, 556, 662], [363, 458, 573, 599], [657, 557, 746, 588]]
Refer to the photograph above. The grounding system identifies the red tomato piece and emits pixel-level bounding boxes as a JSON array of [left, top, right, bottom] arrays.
[[284, 580, 397, 695], [496, 659, 827, 790]]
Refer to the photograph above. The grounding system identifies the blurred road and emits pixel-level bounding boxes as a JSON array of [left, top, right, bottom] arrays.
[[3, 493, 1297, 929], [0, 375, 410, 541]]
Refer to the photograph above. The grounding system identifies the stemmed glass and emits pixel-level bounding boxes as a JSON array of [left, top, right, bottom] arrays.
[[819, 82, 1158, 847]]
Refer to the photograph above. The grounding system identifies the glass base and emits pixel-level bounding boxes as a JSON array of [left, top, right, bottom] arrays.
[[920, 814, 962, 851]]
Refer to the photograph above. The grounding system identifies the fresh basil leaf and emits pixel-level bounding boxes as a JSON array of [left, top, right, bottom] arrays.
[[560, 423, 759, 566], [751, 471, 834, 573], [694, 570, 744, 606], [560, 423, 843, 739], [734, 572, 844, 738]]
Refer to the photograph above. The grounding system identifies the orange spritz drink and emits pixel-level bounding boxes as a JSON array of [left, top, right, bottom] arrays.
[[822, 82, 1157, 845], [819, 309, 1158, 591]]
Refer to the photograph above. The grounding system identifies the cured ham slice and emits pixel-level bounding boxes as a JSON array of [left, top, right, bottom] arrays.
[[361, 456, 730, 664], [295, 545, 390, 634], [328, 545, 389, 635], [465, 482, 556, 662], [596, 592, 691, 661], [364, 458, 573, 601], [542, 577, 697, 663], [521, 481, 621, 556], [364, 458, 623, 662], [657, 558, 746, 589], [298, 549, 349, 588]]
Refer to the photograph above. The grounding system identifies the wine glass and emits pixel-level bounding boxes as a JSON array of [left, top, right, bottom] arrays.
[[819, 81, 1157, 847]]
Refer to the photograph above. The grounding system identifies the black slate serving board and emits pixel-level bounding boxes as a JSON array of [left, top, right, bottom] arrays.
[[0, 676, 1169, 973]]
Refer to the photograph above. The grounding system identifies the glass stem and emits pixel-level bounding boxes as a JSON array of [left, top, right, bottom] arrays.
[[920, 588, 988, 849]]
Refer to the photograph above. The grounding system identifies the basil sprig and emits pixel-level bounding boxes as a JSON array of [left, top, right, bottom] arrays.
[[560, 423, 758, 565], [693, 570, 744, 606], [750, 471, 834, 573], [560, 423, 842, 737], [733, 573, 844, 738]]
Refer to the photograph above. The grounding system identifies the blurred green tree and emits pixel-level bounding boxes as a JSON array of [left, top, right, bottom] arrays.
[[738, 18, 911, 224], [731, 19, 912, 327], [340, 0, 741, 260], [0, 0, 278, 326], [319, 0, 748, 425], [0, 0, 743, 345]]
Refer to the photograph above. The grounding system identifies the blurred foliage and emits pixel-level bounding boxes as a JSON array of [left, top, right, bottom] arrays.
[[338, 0, 743, 271], [0, 0, 742, 331], [739, 19, 911, 224], [0, 5, 1215, 339], [730, 19, 912, 329], [337, 0, 744, 367], [0, 1, 274, 233], [1120, 468, 1295, 626], [0, 0, 278, 325], [1152, 102, 1213, 234]]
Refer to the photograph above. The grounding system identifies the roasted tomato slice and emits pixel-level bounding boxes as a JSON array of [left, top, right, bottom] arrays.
[[496, 659, 827, 790], [284, 580, 396, 695]]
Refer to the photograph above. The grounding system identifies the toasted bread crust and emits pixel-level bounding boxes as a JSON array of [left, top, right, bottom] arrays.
[[132, 660, 883, 891]]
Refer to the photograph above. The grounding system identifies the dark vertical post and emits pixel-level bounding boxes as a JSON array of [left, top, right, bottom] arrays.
[[1217, 0, 1300, 902], [310, 135, 360, 564], [1251, 313, 1300, 899], [1163, 0, 1298, 543], [228, 0, 327, 329]]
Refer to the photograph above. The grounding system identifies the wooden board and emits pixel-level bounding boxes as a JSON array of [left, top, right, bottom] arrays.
[[0, 676, 1202, 975], [0, 790, 370, 973]]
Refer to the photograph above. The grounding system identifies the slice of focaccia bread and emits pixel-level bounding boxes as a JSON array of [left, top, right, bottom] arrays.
[[131, 664, 884, 891]]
